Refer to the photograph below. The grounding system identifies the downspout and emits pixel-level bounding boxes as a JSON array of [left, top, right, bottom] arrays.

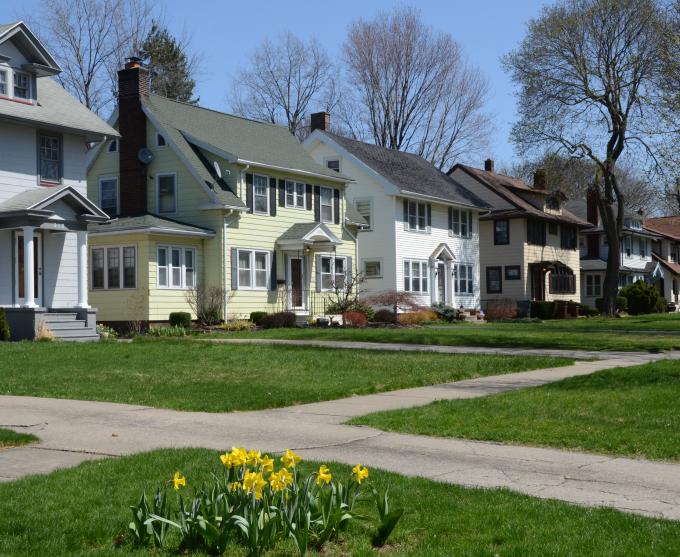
[[223, 209, 239, 322]]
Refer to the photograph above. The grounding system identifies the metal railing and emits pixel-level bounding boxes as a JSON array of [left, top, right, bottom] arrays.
[[272, 288, 336, 315]]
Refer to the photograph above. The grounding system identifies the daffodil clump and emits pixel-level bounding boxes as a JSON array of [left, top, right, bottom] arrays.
[[128, 448, 402, 557]]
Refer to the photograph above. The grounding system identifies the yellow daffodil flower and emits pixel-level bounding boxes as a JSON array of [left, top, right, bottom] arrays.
[[246, 449, 262, 467], [172, 471, 186, 490], [316, 465, 332, 486], [269, 468, 293, 492], [244, 471, 267, 500], [352, 464, 369, 484], [229, 481, 242, 493], [219, 452, 232, 468], [261, 455, 274, 473], [281, 449, 302, 469], [230, 447, 247, 467]]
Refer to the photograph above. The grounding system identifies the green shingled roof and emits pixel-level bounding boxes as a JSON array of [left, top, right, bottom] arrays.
[[143, 95, 350, 183], [88, 214, 214, 236], [344, 202, 369, 227]]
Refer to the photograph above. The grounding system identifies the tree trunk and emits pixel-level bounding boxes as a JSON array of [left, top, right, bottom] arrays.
[[598, 175, 624, 316]]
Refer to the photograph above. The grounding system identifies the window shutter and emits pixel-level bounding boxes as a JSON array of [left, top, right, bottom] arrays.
[[230, 248, 239, 290], [426, 204, 432, 231], [315, 254, 322, 292], [270, 251, 277, 290], [245, 173, 253, 213], [278, 179, 285, 207], [269, 177, 277, 216], [314, 185, 321, 222], [333, 188, 340, 225], [468, 211, 473, 236], [346, 256, 353, 285], [403, 199, 408, 231], [448, 207, 453, 235], [305, 184, 313, 211]]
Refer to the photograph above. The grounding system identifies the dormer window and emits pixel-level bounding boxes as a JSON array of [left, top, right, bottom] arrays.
[[0, 70, 7, 96], [157, 133, 166, 147], [13, 71, 30, 99]]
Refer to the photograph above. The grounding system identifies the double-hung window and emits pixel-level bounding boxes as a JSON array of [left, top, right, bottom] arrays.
[[486, 266, 502, 294], [355, 198, 372, 229], [157, 246, 196, 289], [407, 201, 427, 232], [253, 174, 269, 213], [0, 70, 7, 96], [639, 238, 647, 258], [494, 219, 509, 245], [99, 177, 119, 217], [236, 249, 270, 289], [320, 186, 333, 223], [403, 260, 428, 293], [285, 180, 305, 209], [320, 256, 346, 290], [13, 71, 29, 99], [455, 264, 473, 294], [157, 174, 176, 214], [527, 220, 546, 246], [39, 134, 60, 183], [451, 209, 472, 238], [91, 246, 136, 289], [585, 274, 601, 297]]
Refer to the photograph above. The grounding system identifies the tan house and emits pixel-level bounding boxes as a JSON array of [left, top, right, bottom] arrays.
[[644, 216, 680, 309], [448, 160, 590, 311]]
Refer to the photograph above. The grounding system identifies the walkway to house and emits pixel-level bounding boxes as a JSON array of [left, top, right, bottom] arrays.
[[1, 348, 680, 521]]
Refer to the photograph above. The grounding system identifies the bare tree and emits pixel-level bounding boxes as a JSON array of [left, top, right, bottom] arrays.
[[231, 32, 335, 137], [503, 0, 678, 315], [33, 0, 153, 114], [343, 6, 491, 169]]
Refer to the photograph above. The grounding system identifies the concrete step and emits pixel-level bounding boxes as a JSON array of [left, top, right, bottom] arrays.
[[44, 320, 89, 330], [50, 329, 99, 341], [43, 313, 79, 321]]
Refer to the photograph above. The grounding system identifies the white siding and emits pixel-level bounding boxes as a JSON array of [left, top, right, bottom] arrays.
[[43, 231, 79, 307], [0, 122, 37, 201]]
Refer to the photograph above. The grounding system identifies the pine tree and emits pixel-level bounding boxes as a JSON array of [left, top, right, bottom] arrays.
[[140, 22, 197, 103]]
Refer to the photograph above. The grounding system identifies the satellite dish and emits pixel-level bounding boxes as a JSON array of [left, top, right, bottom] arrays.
[[213, 160, 222, 179], [137, 147, 154, 165]]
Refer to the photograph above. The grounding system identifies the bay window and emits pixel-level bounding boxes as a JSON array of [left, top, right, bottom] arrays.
[[157, 246, 196, 289], [91, 246, 136, 289], [404, 260, 428, 293]]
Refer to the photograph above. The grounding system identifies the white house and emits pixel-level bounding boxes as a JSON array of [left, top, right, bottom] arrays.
[[303, 114, 489, 310], [0, 22, 116, 340]]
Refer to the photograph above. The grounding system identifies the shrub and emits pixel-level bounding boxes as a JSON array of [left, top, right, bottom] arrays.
[[327, 300, 374, 321], [579, 304, 600, 317], [169, 312, 191, 328], [249, 311, 268, 326], [619, 280, 665, 315], [595, 296, 628, 312], [530, 301, 556, 320], [222, 320, 256, 331], [147, 325, 190, 337], [0, 308, 9, 341], [96, 324, 118, 339], [398, 310, 438, 325], [431, 302, 458, 322], [372, 309, 397, 324], [261, 311, 296, 329], [485, 299, 518, 321], [186, 285, 224, 326], [342, 311, 368, 327], [35, 320, 56, 342]]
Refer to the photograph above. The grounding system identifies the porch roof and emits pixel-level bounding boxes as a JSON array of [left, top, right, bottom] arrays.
[[88, 213, 215, 238], [277, 222, 342, 247], [653, 253, 680, 276]]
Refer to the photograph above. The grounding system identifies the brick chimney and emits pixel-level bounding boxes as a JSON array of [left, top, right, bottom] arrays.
[[533, 168, 547, 190], [117, 57, 150, 217], [310, 112, 330, 133], [484, 158, 494, 172]]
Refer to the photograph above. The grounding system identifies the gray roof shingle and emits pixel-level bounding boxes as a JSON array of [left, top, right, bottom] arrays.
[[89, 214, 214, 236], [320, 132, 489, 209]]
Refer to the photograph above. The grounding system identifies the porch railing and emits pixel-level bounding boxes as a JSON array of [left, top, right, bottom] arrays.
[[272, 288, 336, 316]]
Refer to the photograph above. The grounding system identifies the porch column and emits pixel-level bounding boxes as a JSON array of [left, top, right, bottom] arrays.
[[76, 231, 89, 308], [21, 226, 37, 308]]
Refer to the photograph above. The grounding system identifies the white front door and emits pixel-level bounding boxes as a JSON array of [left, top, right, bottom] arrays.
[[14, 231, 43, 307]]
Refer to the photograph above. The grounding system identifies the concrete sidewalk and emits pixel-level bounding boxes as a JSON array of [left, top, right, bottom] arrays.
[[1, 349, 679, 520]]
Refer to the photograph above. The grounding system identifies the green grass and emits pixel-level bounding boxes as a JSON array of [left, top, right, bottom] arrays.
[[0, 428, 37, 448], [210, 315, 680, 352], [352, 360, 680, 461], [1, 448, 679, 556], [0, 339, 570, 412]]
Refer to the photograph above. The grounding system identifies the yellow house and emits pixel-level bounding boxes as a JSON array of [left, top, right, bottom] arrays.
[[86, 59, 363, 325]]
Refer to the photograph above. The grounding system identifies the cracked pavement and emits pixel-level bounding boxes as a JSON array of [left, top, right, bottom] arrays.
[[1, 346, 680, 521]]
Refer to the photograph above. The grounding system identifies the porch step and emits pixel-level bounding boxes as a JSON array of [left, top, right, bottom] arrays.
[[42, 312, 79, 322], [41, 313, 98, 342]]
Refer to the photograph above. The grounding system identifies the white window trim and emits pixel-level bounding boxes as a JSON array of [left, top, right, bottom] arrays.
[[252, 174, 270, 215], [12, 69, 31, 100], [363, 258, 382, 279], [236, 248, 271, 290], [450, 209, 473, 239], [0, 68, 8, 97], [324, 157, 341, 173], [157, 245, 197, 290], [284, 179, 306, 210], [319, 185, 334, 224], [91, 246, 137, 290], [156, 172, 178, 215], [98, 176, 119, 216], [454, 263, 474, 295], [585, 274, 602, 297], [354, 197, 373, 231], [320, 254, 347, 291], [403, 259, 429, 293]]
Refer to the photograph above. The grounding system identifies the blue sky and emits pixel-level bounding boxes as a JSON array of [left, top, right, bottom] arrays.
[[1, 0, 552, 168]]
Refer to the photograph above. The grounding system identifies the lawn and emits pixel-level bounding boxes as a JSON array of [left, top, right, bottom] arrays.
[[1, 448, 679, 556], [0, 340, 570, 412], [352, 360, 680, 461], [212, 315, 680, 352], [0, 427, 37, 448]]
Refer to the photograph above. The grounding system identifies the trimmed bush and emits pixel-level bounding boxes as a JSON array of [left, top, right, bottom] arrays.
[[372, 309, 398, 324], [431, 302, 458, 322], [249, 311, 268, 326], [619, 281, 665, 315], [595, 296, 628, 313], [342, 311, 368, 327], [169, 312, 191, 328], [398, 310, 438, 325], [261, 311, 297, 329], [485, 299, 518, 321], [0, 308, 10, 341], [326, 300, 375, 321], [530, 301, 556, 320]]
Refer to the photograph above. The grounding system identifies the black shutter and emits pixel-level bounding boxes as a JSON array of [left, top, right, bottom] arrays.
[[403, 199, 408, 230], [305, 184, 312, 211], [245, 173, 253, 213], [269, 177, 277, 216], [426, 204, 432, 229], [333, 188, 340, 225], [314, 185, 321, 222], [270, 251, 277, 290], [278, 179, 285, 207], [448, 207, 453, 233]]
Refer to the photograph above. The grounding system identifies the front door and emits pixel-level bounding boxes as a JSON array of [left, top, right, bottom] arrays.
[[530, 266, 545, 301], [288, 257, 304, 309], [437, 263, 446, 303], [14, 232, 42, 306]]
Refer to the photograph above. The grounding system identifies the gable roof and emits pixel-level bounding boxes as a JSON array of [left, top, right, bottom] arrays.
[[644, 217, 680, 241], [653, 252, 680, 275], [0, 21, 61, 74], [310, 131, 488, 209], [452, 164, 589, 226], [565, 200, 663, 238], [0, 185, 108, 220], [143, 95, 349, 184], [277, 222, 342, 245]]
